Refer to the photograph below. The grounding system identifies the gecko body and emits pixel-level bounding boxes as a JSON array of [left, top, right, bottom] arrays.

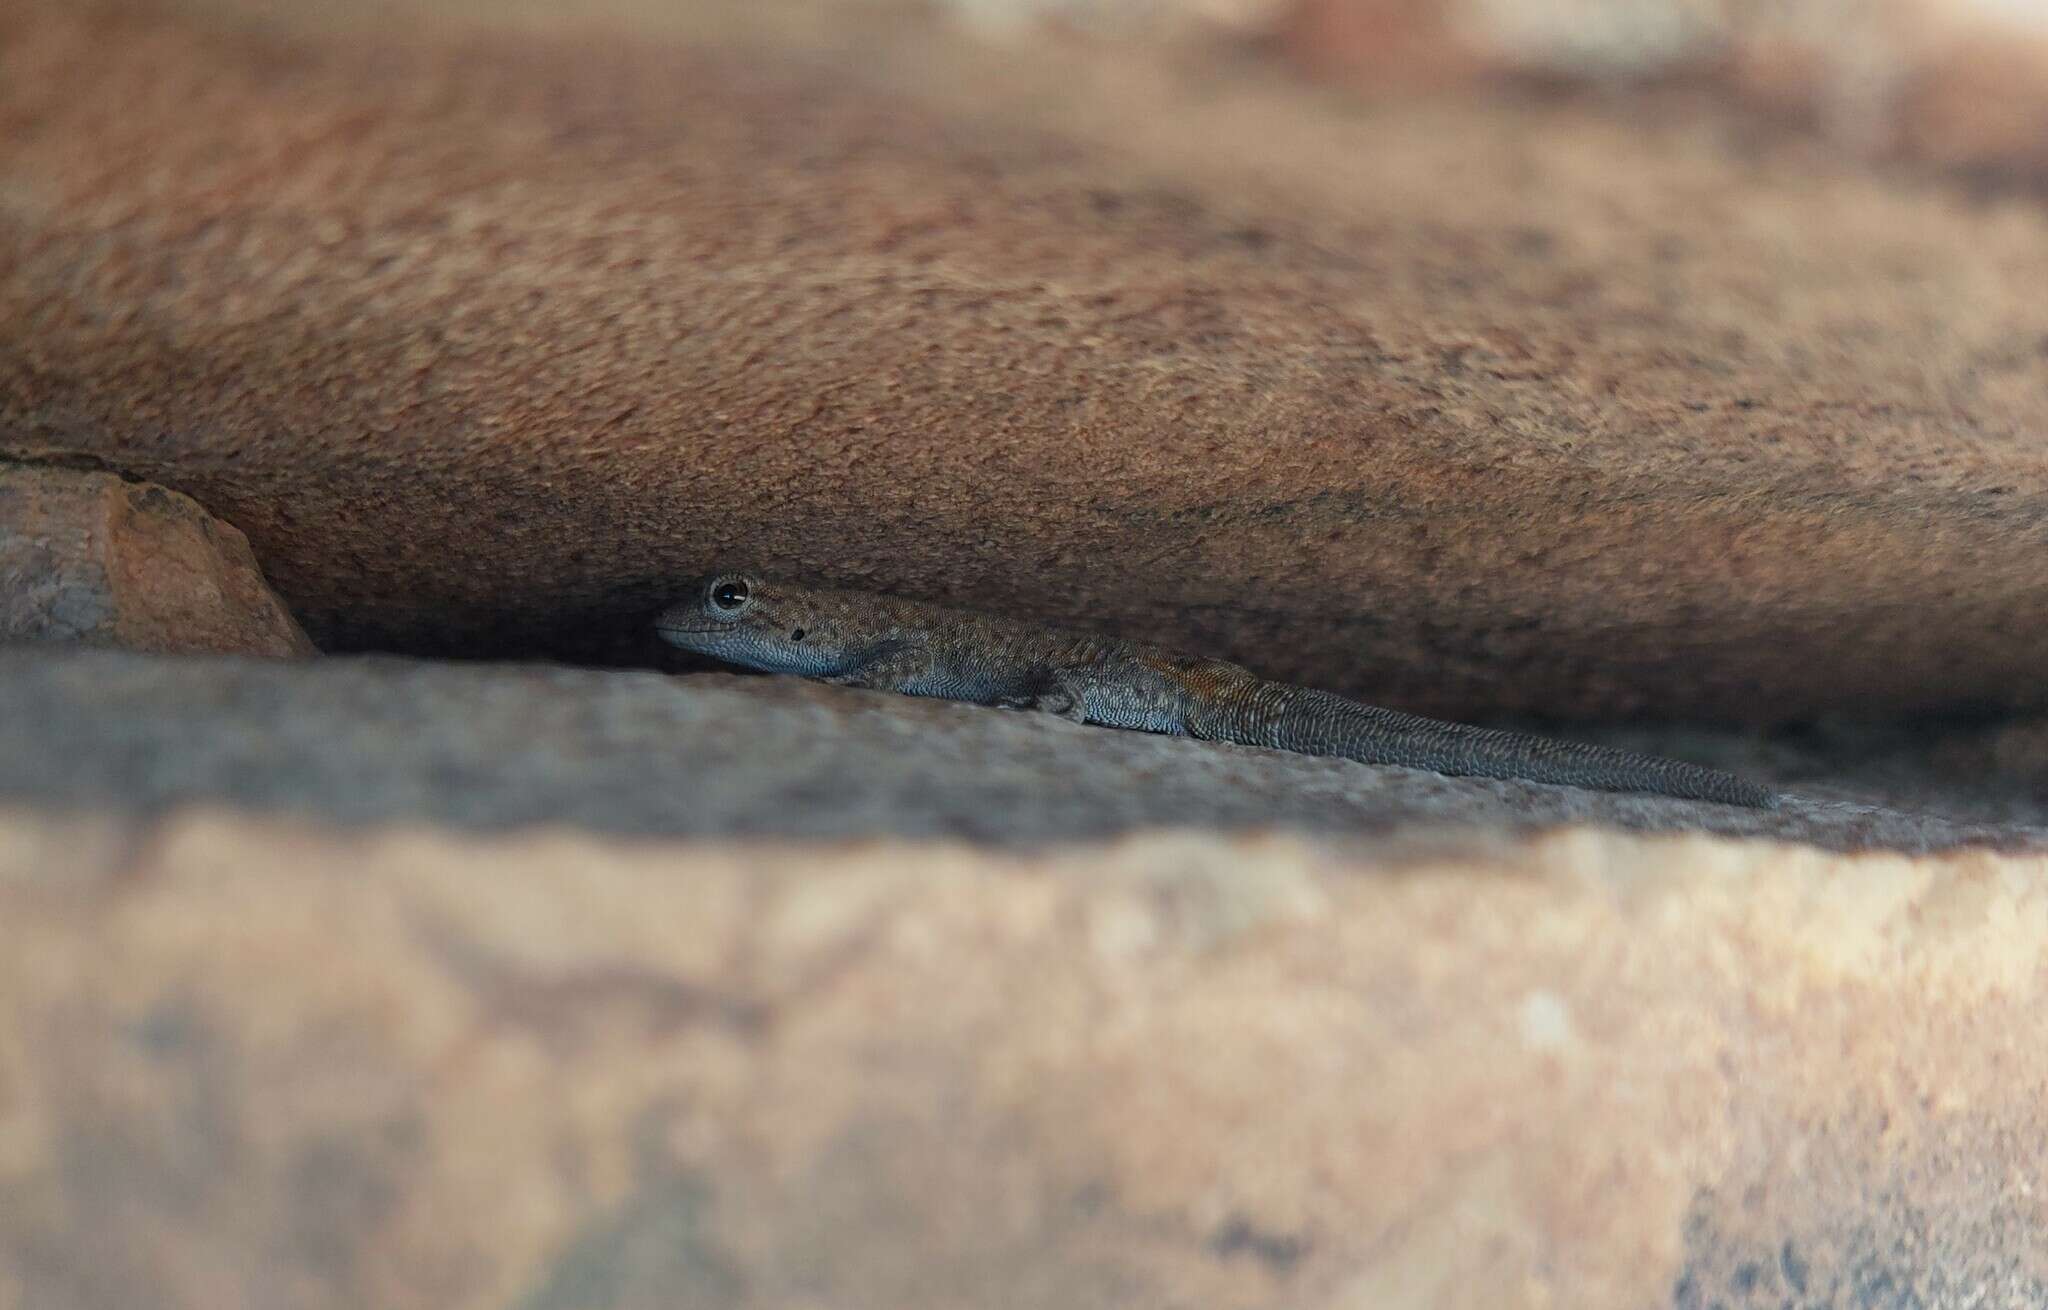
[[656, 573, 1777, 808]]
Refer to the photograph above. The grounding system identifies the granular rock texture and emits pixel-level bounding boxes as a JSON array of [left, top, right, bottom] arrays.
[[0, 463, 313, 656], [3, 809, 2046, 1309], [6, 0, 2048, 721], [7, 4, 2048, 1305]]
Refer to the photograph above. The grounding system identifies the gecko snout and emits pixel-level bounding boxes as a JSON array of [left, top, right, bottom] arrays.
[[652, 601, 704, 648]]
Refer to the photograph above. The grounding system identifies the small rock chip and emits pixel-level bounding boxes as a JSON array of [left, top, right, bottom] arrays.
[[0, 463, 314, 658]]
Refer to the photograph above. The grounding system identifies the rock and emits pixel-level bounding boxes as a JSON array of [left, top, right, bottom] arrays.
[[5, 5, 2045, 1305], [1286, 0, 2048, 185], [936, 0, 1293, 40], [6, 1, 2048, 721], [0, 648, 2040, 854], [0, 463, 313, 657], [2, 808, 2045, 1308]]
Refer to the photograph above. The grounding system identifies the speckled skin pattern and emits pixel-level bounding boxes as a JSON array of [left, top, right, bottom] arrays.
[[657, 574, 1777, 808]]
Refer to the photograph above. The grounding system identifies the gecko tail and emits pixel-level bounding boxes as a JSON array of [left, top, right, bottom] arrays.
[[1223, 687, 1779, 808]]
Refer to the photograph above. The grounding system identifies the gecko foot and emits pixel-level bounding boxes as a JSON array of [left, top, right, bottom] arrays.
[[997, 673, 1089, 723]]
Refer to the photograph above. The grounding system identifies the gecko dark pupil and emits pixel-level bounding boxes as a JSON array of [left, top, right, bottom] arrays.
[[712, 581, 748, 610]]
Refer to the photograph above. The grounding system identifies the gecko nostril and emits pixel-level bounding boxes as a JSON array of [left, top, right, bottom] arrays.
[[791, 628, 806, 641]]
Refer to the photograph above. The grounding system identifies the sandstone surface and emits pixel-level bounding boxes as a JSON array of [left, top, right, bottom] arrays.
[[0, 462, 313, 657], [3, 807, 2046, 1309], [5, 0, 2048, 720], [6, 1, 2048, 1305], [1283, 0, 2048, 186]]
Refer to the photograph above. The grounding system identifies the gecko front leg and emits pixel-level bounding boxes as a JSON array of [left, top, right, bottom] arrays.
[[995, 669, 1091, 723], [817, 639, 932, 691]]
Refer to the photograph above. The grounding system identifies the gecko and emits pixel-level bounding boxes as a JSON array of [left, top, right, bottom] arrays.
[[655, 572, 1778, 808]]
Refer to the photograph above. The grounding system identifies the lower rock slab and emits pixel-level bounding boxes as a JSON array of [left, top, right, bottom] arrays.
[[1, 810, 2043, 1309]]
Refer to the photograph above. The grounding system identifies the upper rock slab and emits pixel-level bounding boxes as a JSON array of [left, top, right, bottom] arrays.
[[5, 1, 2047, 720]]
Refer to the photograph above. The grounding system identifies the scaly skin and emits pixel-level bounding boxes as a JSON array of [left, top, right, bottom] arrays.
[[656, 572, 1778, 808]]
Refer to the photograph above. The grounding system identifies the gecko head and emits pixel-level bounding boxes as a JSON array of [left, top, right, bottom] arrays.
[[655, 572, 840, 675]]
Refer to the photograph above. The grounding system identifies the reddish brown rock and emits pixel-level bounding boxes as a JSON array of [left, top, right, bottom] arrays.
[[4, 0, 2048, 726], [1276, 0, 1488, 88], [1285, 0, 2048, 185], [0, 463, 313, 657]]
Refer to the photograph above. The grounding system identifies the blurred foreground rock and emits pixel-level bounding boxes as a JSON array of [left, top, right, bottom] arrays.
[[0, 463, 313, 656], [3, 808, 2046, 1309], [1279, 0, 2048, 189]]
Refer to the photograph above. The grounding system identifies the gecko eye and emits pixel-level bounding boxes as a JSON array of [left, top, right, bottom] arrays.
[[710, 578, 750, 612]]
